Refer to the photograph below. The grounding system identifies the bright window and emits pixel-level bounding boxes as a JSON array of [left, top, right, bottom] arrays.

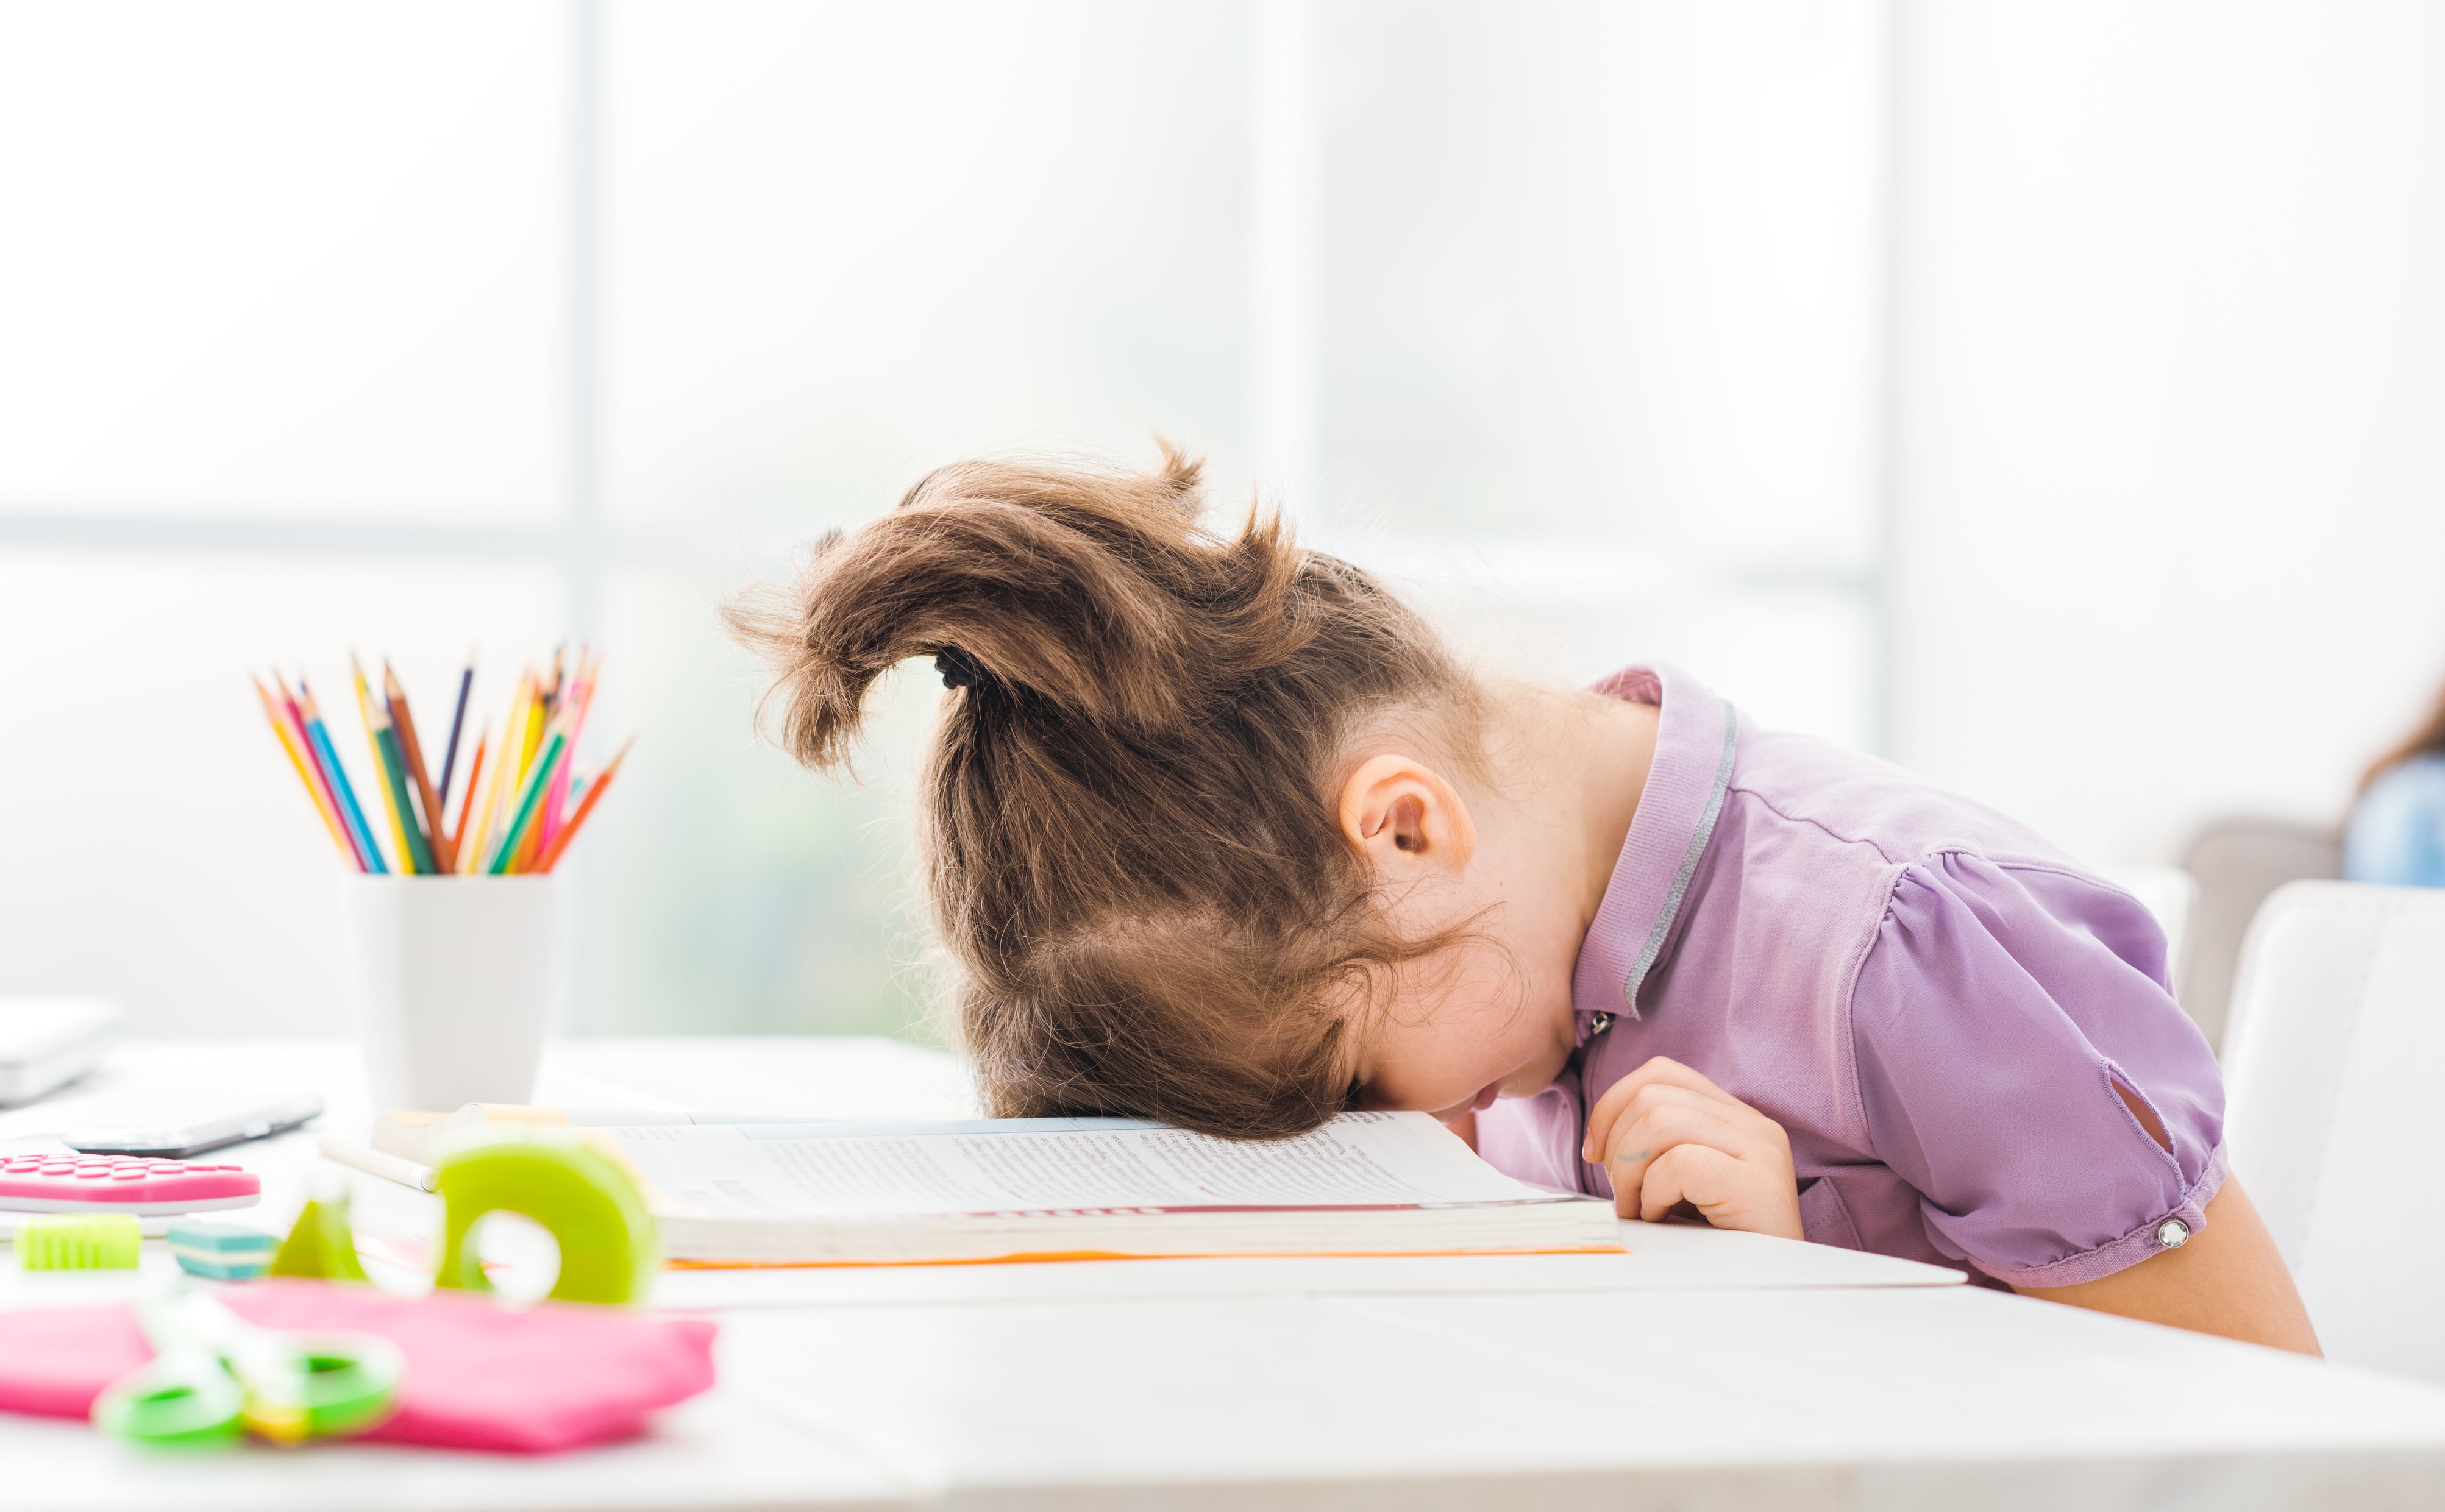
[[0, 1, 1885, 1038]]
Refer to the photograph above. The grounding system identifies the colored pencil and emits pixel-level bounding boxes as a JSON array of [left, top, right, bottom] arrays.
[[435, 656, 474, 809], [510, 812, 547, 874], [479, 673, 530, 865], [533, 738, 630, 873], [449, 726, 489, 866], [516, 671, 547, 787], [539, 647, 599, 848], [351, 654, 422, 875], [468, 670, 532, 869], [298, 678, 388, 873], [349, 650, 415, 874], [370, 699, 438, 875], [271, 675, 352, 862], [383, 662, 453, 872], [277, 679, 371, 874], [255, 650, 626, 878], [254, 675, 354, 862], [486, 723, 568, 874]]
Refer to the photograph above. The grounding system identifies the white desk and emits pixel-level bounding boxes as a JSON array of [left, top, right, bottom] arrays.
[[8, 1038, 2445, 1511]]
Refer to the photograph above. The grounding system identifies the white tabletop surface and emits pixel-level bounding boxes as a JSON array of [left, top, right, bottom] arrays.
[[7, 1037, 2445, 1511]]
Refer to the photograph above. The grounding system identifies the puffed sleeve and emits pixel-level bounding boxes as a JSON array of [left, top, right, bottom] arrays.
[[1849, 851, 2226, 1288]]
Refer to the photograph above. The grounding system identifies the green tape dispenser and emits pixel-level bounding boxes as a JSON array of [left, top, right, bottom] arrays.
[[432, 1140, 658, 1305]]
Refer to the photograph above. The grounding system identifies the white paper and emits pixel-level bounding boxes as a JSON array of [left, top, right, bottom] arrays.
[[612, 1111, 1563, 1221]]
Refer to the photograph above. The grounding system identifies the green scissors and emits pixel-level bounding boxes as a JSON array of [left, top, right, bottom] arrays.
[[91, 1284, 402, 1449]]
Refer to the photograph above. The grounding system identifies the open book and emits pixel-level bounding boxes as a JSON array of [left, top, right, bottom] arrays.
[[374, 1106, 1618, 1266]]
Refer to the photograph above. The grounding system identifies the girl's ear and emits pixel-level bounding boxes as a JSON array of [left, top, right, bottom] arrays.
[[1337, 754, 1476, 879]]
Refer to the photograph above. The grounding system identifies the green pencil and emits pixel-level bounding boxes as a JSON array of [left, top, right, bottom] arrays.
[[486, 726, 568, 874], [371, 700, 438, 875]]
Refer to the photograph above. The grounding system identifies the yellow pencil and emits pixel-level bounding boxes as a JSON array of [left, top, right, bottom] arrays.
[[464, 670, 532, 871], [516, 667, 547, 784], [253, 673, 353, 862], [351, 652, 418, 875]]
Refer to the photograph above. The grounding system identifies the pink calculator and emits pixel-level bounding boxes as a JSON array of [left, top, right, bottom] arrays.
[[0, 1153, 260, 1215]]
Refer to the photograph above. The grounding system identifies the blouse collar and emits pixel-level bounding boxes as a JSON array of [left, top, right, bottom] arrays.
[[1569, 663, 1739, 1041]]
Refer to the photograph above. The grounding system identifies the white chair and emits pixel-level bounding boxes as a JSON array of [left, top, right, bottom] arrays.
[[2221, 880, 2445, 1382], [2179, 816, 2344, 1054]]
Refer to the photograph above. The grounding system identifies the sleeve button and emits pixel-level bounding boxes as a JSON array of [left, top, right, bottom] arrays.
[[2156, 1218, 2191, 1249]]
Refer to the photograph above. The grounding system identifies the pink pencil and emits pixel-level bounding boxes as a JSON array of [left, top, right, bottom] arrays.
[[275, 672, 369, 871], [538, 647, 600, 849], [533, 738, 630, 873]]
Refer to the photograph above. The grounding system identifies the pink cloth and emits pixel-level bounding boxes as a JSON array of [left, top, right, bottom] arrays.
[[0, 1279, 717, 1453], [1475, 664, 2226, 1289]]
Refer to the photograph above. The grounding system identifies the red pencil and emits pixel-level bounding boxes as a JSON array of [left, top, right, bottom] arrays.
[[532, 739, 631, 873]]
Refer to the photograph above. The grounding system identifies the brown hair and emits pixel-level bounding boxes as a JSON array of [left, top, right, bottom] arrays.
[[724, 444, 1483, 1137], [2364, 673, 2445, 790]]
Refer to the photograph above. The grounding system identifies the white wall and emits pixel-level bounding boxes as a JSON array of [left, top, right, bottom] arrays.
[[5, 2, 2441, 1033], [1890, 0, 2445, 865], [0, 2, 1891, 1035]]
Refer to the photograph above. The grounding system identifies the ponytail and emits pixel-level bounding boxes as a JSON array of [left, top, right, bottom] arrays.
[[725, 444, 1481, 1137]]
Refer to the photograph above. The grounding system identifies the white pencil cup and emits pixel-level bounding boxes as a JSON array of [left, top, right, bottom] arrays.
[[341, 875, 563, 1112]]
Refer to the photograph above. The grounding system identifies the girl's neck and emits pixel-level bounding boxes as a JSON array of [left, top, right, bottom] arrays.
[[1487, 683, 1661, 931]]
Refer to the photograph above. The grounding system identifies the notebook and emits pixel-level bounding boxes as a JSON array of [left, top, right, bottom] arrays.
[[374, 1107, 1618, 1266]]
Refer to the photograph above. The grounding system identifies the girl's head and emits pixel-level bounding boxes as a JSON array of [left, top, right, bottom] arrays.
[[2365, 674, 2445, 789], [726, 445, 1595, 1137]]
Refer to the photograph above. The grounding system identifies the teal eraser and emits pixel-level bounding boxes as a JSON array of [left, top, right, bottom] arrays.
[[166, 1220, 277, 1280]]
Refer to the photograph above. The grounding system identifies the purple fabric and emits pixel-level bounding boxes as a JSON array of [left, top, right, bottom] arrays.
[[1473, 664, 2226, 1288]]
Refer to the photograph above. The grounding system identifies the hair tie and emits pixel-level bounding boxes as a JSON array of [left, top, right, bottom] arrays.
[[934, 647, 983, 691]]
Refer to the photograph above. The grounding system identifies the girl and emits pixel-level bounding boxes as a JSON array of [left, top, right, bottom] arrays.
[[728, 445, 2318, 1354], [2345, 676, 2445, 888]]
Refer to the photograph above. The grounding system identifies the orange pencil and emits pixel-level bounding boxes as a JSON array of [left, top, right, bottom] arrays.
[[383, 663, 454, 871], [252, 673, 354, 863], [533, 739, 631, 873], [449, 727, 489, 865], [510, 798, 549, 873]]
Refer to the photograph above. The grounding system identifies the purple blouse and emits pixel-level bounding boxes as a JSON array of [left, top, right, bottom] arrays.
[[1474, 664, 2226, 1288]]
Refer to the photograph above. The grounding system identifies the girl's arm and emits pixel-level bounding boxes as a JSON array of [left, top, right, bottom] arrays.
[[2013, 1177, 2321, 1355], [1587, 1058, 2323, 1356]]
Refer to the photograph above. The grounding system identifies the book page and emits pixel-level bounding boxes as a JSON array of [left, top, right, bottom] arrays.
[[611, 1111, 1567, 1221]]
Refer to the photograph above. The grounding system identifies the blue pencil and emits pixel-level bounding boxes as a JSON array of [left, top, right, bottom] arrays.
[[436, 656, 474, 811], [297, 678, 389, 874]]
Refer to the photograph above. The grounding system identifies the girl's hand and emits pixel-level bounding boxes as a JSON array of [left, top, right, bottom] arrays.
[[1581, 1056, 1804, 1240]]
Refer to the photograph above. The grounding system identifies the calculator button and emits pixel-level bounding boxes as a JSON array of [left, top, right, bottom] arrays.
[[110, 1166, 147, 1180]]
